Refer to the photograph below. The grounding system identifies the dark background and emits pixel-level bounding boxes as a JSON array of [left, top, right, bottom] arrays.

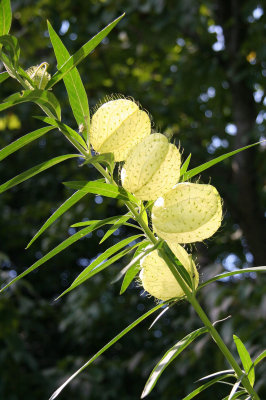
[[0, 0, 265, 399]]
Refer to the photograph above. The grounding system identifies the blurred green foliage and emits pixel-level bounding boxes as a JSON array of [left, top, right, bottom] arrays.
[[0, 0, 265, 399]]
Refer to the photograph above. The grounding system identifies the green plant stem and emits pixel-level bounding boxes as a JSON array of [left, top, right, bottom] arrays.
[[91, 161, 260, 399]]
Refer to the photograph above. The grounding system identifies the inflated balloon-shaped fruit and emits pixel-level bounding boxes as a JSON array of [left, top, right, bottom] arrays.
[[90, 99, 151, 161], [121, 133, 181, 200], [25, 63, 51, 90], [139, 243, 198, 301], [152, 183, 222, 243]]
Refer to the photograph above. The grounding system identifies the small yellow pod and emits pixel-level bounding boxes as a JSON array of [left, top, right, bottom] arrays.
[[152, 183, 222, 243], [139, 243, 198, 301], [121, 133, 181, 200], [90, 99, 151, 161], [25, 63, 51, 90]]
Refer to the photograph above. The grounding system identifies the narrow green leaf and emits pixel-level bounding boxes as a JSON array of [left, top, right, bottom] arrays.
[[35, 116, 86, 149], [0, 0, 12, 36], [198, 370, 235, 381], [233, 335, 255, 387], [162, 241, 193, 289], [142, 327, 208, 398], [46, 14, 125, 90], [182, 141, 265, 181], [182, 374, 234, 400], [47, 21, 90, 142], [0, 71, 9, 83], [58, 240, 142, 298], [49, 302, 164, 400], [72, 234, 142, 285], [180, 153, 191, 177], [0, 219, 118, 293], [119, 243, 155, 293], [0, 89, 61, 119], [0, 126, 54, 161], [198, 267, 266, 290], [0, 154, 80, 194], [228, 380, 242, 400], [254, 350, 266, 367], [26, 189, 90, 249], [63, 180, 138, 203], [222, 390, 247, 400], [81, 152, 115, 175], [99, 215, 130, 244], [0, 35, 19, 66]]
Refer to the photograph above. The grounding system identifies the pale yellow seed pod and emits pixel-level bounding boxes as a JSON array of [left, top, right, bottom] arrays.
[[139, 243, 198, 301], [25, 63, 51, 90], [152, 183, 222, 243], [90, 99, 151, 161], [121, 133, 181, 201]]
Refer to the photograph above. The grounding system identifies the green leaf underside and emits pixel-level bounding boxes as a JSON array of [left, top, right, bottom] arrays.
[[47, 21, 90, 142], [0, 0, 12, 36], [182, 141, 265, 181], [141, 327, 208, 398], [0, 154, 80, 194], [0, 217, 129, 293], [254, 350, 266, 367], [99, 215, 130, 243], [180, 153, 191, 177], [0, 90, 61, 119], [182, 374, 235, 400], [228, 380, 242, 400], [59, 235, 143, 298], [0, 71, 9, 83], [46, 13, 125, 89], [0, 126, 54, 161], [49, 302, 164, 400], [222, 390, 247, 400], [233, 335, 255, 387], [198, 267, 266, 290], [35, 116, 86, 149], [63, 180, 138, 203], [26, 188, 93, 249]]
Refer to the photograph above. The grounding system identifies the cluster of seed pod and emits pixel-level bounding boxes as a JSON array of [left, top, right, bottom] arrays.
[[90, 99, 222, 301]]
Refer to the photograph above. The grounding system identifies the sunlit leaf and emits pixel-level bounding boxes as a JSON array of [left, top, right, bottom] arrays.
[[233, 335, 255, 387], [46, 14, 125, 89], [0, 154, 80, 194], [63, 180, 138, 203], [0, 35, 20, 66], [254, 350, 266, 367], [0, 0, 12, 35], [222, 390, 247, 400], [0, 89, 61, 119], [47, 21, 90, 143], [228, 380, 242, 400], [49, 302, 164, 400], [0, 126, 54, 161], [81, 152, 115, 175], [180, 153, 191, 177], [198, 267, 266, 290], [141, 326, 208, 398], [182, 141, 265, 181]]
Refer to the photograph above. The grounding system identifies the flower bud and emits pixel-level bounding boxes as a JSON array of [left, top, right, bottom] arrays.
[[139, 243, 198, 301], [25, 63, 51, 90], [121, 133, 181, 200], [152, 183, 222, 243], [90, 99, 151, 161]]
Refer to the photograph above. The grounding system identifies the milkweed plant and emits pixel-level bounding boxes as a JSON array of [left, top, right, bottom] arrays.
[[0, 0, 265, 399]]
